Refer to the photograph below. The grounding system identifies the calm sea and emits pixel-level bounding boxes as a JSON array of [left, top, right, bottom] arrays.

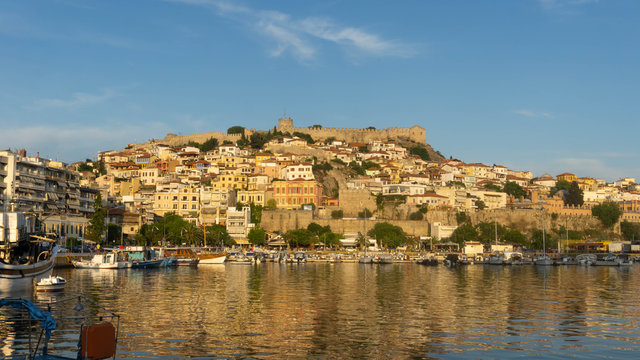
[[3, 263, 640, 359]]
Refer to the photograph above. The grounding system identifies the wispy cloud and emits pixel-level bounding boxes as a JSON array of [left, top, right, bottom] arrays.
[[538, 0, 599, 10], [166, 0, 416, 61], [0, 122, 166, 161], [32, 89, 118, 110], [553, 157, 634, 181], [514, 109, 554, 118]]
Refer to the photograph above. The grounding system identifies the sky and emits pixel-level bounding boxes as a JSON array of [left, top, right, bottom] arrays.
[[1, 0, 638, 182]]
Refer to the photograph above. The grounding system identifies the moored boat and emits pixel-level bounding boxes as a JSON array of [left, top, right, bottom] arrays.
[[593, 253, 634, 266], [0, 230, 59, 293], [197, 250, 227, 264], [72, 251, 132, 269], [35, 275, 66, 292]]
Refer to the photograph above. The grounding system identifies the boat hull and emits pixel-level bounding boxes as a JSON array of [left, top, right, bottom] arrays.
[[198, 253, 226, 264], [0, 247, 58, 293]]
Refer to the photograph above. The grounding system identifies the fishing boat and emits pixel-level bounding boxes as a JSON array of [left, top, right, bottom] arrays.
[[128, 247, 171, 268], [593, 253, 634, 266], [35, 275, 66, 292], [576, 253, 597, 266], [0, 295, 120, 359], [165, 247, 200, 266], [72, 251, 132, 269], [196, 250, 227, 264], [0, 211, 59, 292]]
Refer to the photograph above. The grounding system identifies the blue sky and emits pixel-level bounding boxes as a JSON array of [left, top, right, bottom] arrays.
[[1, 0, 638, 181]]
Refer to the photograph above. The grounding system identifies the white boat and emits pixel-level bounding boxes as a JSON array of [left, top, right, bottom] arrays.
[[35, 275, 66, 292], [0, 222, 59, 292], [198, 251, 227, 264], [535, 253, 554, 266], [593, 253, 634, 266], [72, 252, 132, 269], [576, 254, 597, 266]]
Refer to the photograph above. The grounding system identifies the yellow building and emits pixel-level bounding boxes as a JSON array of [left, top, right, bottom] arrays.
[[273, 179, 322, 209], [212, 174, 247, 190], [556, 172, 577, 182], [153, 187, 201, 218]]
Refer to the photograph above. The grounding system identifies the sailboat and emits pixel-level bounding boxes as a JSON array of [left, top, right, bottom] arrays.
[[535, 210, 553, 266]]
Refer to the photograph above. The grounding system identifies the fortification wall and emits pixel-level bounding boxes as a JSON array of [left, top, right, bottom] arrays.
[[425, 209, 603, 234], [260, 209, 429, 236], [156, 129, 257, 147], [278, 118, 426, 144], [338, 189, 376, 217]]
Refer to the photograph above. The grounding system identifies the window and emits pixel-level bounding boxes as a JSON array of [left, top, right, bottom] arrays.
[[183, 204, 187, 209], [192, 205, 197, 209], [173, 204, 178, 209]]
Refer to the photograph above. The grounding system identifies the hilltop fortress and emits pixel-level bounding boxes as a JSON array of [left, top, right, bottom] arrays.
[[154, 118, 426, 146]]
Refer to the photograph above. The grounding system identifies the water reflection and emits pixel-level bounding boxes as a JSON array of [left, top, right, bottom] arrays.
[[2, 264, 640, 358]]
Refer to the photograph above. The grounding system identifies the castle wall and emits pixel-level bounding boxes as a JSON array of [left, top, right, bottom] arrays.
[[278, 118, 426, 144]]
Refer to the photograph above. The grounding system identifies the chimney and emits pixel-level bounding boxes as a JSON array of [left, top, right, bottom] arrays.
[[19, 149, 26, 157], [37, 152, 39, 158]]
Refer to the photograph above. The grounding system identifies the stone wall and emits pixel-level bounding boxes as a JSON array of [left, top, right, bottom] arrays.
[[338, 189, 376, 217], [425, 209, 603, 234], [278, 118, 426, 144], [260, 209, 429, 236]]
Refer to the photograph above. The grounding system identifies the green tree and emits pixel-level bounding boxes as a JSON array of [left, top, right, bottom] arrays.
[[236, 202, 245, 211], [409, 211, 424, 220], [564, 181, 584, 206], [206, 224, 233, 246], [96, 159, 106, 175], [450, 224, 478, 245], [621, 221, 640, 241], [307, 222, 331, 236], [248, 227, 267, 246], [249, 132, 268, 149], [358, 208, 373, 218], [476, 200, 486, 210], [483, 182, 502, 192], [77, 163, 94, 172], [551, 180, 571, 195], [456, 212, 469, 225], [284, 229, 316, 248], [227, 126, 245, 135], [200, 137, 219, 152], [319, 232, 342, 248], [367, 222, 407, 248], [86, 192, 106, 244], [503, 228, 527, 246], [591, 201, 622, 228], [106, 223, 121, 243], [409, 146, 430, 161], [503, 181, 526, 198], [292, 132, 314, 144], [331, 210, 343, 219], [250, 203, 263, 224], [529, 229, 556, 250], [265, 199, 277, 210]]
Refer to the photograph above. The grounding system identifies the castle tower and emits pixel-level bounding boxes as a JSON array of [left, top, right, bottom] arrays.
[[278, 117, 293, 132]]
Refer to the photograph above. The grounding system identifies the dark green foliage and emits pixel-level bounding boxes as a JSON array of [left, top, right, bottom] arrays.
[[367, 222, 407, 248], [483, 182, 502, 192], [448, 181, 466, 188], [358, 208, 373, 218], [96, 159, 106, 175], [331, 158, 345, 165], [236, 133, 249, 148], [307, 223, 331, 236], [621, 220, 640, 241], [409, 211, 423, 220], [450, 224, 478, 245], [227, 126, 245, 135], [284, 229, 316, 247], [331, 210, 343, 219], [206, 224, 233, 246], [503, 181, 526, 198], [418, 206, 428, 214], [248, 227, 267, 246], [358, 146, 369, 153], [86, 192, 106, 243], [476, 200, 486, 210], [409, 146, 430, 161], [551, 213, 559, 220], [592, 201, 622, 228], [349, 161, 365, 175], [551, 180, 571, 195], [77, 163, 93, 172], [319, 232, 342, 248], [187, 137, 219, 152], [106, 223, 121, 243], [503, 229, 527, 246], [564, 181, 584, 206], [293, 132, 315, 144], [236, 202, 245, 211], [250, 203, 263, 224], [313, 162, 333, 172], [475, 221, 504, 243], [529, 229, 556, 250], [456, 212, 469, 224], [367, 126, 376, 130]]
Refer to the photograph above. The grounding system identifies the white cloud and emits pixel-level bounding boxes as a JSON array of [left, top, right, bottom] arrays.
[[514, 109, 554, 118], [538, 0, 599, 10], [33, 89, 117, 110], [166, 0, 416, 61], [554, 157, 631, 181], [0, 122, 165, 162]]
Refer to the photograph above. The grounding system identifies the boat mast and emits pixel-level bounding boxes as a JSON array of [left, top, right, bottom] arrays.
[[542, 209, 546, 255]]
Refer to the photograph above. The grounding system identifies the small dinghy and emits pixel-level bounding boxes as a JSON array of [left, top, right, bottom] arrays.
[[35, 275, 67, 292]]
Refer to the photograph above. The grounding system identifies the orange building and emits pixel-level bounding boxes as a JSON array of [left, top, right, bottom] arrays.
[[273, 179, 322, 209]]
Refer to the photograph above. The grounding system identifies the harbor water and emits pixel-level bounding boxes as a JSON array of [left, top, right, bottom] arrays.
[[3, 263, 640, 358]]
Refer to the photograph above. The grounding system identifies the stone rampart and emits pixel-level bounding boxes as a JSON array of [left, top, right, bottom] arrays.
[[260, 209, 429, 236], [155, 129, 257, 147]]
